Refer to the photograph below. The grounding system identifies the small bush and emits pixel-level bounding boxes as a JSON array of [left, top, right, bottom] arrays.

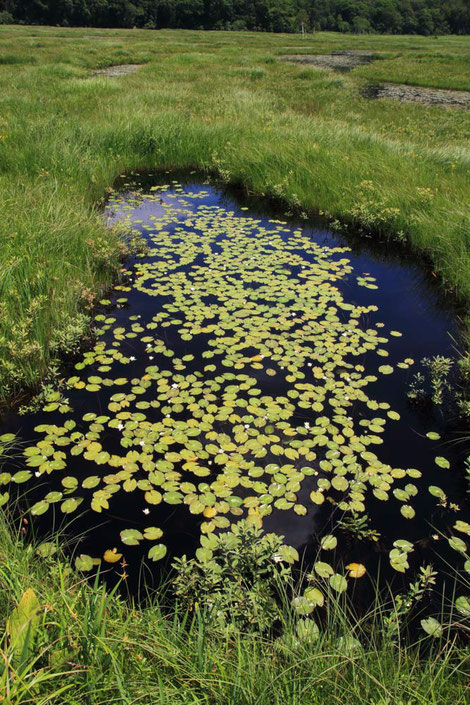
[[49, 313, 91, 357], [173, 521, 296, 633]]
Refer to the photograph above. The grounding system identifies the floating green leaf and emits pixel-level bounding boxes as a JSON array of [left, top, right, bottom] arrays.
[[421, 617, 442, 638], [120, 529, 144, 546], [148, 544, 167, 562]]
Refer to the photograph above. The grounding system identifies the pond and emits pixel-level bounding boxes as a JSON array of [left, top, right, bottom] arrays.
[[1, 171, 469, 595]]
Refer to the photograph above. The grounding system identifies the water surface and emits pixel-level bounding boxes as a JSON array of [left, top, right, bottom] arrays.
[[1, 172, 468, 593]]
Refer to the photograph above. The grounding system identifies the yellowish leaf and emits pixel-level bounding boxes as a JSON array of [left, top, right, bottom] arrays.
[[346, 563, 366, 579], [103, 548, 123, 564]]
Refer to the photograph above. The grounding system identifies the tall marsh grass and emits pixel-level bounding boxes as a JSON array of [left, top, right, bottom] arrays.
[[0, 512, 469, 705]]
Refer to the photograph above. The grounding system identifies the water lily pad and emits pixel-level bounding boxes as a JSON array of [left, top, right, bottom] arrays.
[[148, 544, 167, 562], [61, 497, 83, 514], [400, 505, 415, 519], [329, 573, 348, 594], [421, 617, 442, 638], [103, 548, 123, 563], [345, 563, 366, 578], [143, 526, 163, 540], [321, 535, 337, 551], [455, 596, 470, 617], [435, 456, 450, 469], [304, 586, 324, 607], [36, 542, 57, 558], [75, 554, 94, 571], [120, 529, 144, 546], [30, 500, 50, 516], [314, 561, 334, 578], [448, 536, 467, 554]]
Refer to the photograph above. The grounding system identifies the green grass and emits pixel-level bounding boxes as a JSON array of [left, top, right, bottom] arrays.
[[356, 54, 470, 91], [0, 26, 469, 405], [0, 513, 469, 705]]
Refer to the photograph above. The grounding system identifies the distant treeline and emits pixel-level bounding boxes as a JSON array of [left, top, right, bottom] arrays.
[[0, 0, 469, 35]]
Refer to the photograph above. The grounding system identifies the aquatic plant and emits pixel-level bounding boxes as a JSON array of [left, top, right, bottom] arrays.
[[337, 512, 380, 542], [422, 356, 454, 405], [173, 521, 296, 633]]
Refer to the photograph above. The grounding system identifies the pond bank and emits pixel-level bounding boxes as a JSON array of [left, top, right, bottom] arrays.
[[1, 510, 469, 705]]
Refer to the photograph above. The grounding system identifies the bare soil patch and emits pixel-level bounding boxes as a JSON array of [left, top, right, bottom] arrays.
[[280, 51, 373, 72], [362, 83, 470, 109], [92, 64, 143, 77]]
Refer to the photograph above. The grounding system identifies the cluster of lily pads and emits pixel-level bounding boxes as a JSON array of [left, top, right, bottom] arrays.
[[1, 181, 469, 595]]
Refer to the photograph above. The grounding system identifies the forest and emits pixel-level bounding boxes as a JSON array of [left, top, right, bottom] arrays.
[[0, 0, 469, 35]]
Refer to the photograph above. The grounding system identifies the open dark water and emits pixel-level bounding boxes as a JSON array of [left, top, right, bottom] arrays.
[[1, 171, 469, 597]]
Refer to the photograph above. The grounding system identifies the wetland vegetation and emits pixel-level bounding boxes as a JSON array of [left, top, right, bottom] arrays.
[[0, 24, 469, 705]]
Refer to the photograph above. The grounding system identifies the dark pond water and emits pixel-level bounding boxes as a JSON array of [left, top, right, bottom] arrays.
[[1, 171, 469, 597]]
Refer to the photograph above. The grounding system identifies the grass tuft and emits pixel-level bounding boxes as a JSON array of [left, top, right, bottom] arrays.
[[0, 511, 468, 705]]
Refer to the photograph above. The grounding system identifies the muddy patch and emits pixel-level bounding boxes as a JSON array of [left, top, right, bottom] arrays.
[[281, 51, 373, 72], [363, 83, 470, 109], [92, 63, 143, 77]]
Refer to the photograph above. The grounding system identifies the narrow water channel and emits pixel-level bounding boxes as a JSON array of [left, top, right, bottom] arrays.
[[1, 171, 468, 594]]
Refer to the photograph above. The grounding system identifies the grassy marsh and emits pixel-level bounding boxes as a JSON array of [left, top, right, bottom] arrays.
[[0, 27, 469, 404]]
